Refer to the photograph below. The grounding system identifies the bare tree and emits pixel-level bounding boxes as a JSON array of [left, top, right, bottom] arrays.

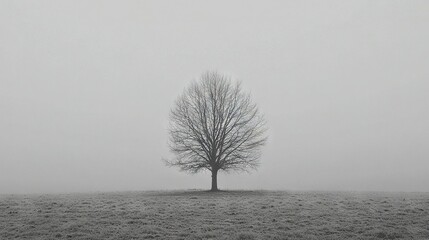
[[166, 71, 267, 191]]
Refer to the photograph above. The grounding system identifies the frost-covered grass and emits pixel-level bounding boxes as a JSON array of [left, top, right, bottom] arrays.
[[1, 190, 428, 239]]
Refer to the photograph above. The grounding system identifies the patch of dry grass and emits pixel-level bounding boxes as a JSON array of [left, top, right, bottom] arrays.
[[1, 190, 428, 239]]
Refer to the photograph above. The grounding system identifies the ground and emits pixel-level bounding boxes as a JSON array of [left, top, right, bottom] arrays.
[[1, 190, 428, 239]]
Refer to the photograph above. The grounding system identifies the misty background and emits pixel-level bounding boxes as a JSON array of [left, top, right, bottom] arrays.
[[1, 1, 428, 194]]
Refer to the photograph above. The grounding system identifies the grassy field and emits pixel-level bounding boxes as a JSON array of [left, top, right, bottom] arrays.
[[1, 190, 428, 239]]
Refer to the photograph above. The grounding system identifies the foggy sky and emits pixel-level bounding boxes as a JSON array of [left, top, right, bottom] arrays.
[[1, 0, 428, 194]]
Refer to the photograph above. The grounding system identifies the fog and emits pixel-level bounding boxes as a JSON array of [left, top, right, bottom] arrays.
[[1, 0, 428, 194]]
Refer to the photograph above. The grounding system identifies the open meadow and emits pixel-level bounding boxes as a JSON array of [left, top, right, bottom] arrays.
[[1, 190, 429, 239]]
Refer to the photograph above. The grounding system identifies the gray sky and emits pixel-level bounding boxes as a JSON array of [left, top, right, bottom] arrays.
[[1, 0, 428, 194]]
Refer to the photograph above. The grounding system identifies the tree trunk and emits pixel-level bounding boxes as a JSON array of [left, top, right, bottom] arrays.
[[211, 169, 218, 191]]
